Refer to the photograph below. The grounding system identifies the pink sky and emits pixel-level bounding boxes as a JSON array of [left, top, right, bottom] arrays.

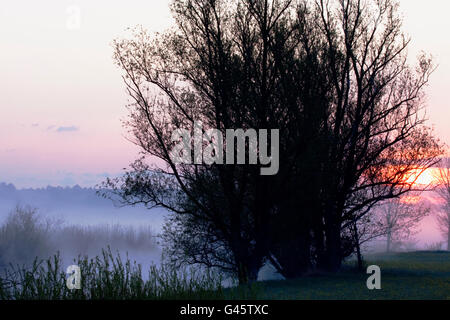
[[0, 0, 449, 188]]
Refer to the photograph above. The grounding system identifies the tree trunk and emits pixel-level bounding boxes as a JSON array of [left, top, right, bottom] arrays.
[[237, 263, 249, 286], [386, 231, 391, 253], [352, 222, 363, 272], [323, 222, 342, 272], [269, 233, 312, 279], [447, 224, 450, 251], [327, 234, 342, 272], [356, 243, 363, 271]]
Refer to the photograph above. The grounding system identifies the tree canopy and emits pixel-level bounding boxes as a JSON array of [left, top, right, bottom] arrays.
[[103, 0, 442, 283]]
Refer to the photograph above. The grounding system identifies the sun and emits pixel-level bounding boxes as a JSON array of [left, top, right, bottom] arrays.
[[404, 168, 439, 186]]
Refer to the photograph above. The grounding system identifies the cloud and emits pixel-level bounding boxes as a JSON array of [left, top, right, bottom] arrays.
[[56, 126, 79, 133], [31, 123, 39, 127]]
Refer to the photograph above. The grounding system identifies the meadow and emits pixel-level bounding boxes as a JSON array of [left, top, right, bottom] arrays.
[[0, 207, 448, 300], [242, 251, 450, 300], [1, 250, 448, 300]]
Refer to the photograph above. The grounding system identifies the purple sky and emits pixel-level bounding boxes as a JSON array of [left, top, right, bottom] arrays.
[[1, 0, 449, 188]]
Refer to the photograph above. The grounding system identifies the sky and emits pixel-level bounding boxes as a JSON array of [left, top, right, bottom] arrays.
[[0, 0, 449, 188]]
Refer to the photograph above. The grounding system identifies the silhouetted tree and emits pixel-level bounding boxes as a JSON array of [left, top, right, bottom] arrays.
[[300, 0, 441, 272], [105, 0, 304, 284], [105, 0, 442, 281], [261, 0, 442, 275]]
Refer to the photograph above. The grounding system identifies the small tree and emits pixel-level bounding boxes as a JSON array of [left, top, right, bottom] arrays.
[[0, 206, 56, 268], [377, 197, 429, 252], [434, 156, 450, 250]]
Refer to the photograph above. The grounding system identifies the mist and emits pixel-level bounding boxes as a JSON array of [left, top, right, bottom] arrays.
[[0, 182, 445, 282], [0, 183, 166, 274]]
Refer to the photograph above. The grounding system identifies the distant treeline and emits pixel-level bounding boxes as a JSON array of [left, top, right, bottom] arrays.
[[0, 206, 158, 270]]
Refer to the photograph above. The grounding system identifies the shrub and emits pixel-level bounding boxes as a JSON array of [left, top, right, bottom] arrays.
[[0, 205, 57, 269]]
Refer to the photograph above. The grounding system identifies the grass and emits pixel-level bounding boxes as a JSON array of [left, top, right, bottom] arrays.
[[0, 247, 225, 300], [1, 250, 448, 300], [0, 206, 263, 300], [230, 251, 450, 300]]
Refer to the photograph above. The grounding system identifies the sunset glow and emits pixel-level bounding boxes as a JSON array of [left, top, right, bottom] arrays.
[[0, 0, 449, 189], [404, 168, 441, 187], [400, 195, 422, 204]]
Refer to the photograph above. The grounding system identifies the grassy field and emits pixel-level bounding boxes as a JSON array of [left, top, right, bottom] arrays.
[[1, 250, 448, 300], [237, 251, 450, 300]]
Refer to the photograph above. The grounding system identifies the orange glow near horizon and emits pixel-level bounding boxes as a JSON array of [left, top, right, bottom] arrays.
[[404, 168, 440, 187], [399, 167, 446, 204], [400, 195, 422, 204]]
